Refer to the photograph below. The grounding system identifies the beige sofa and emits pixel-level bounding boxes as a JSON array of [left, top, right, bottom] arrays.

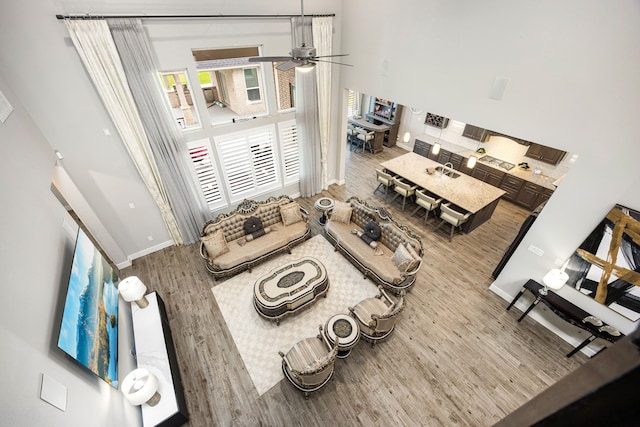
[[199, 196, 310, 279], [324, 196, 423, 293]]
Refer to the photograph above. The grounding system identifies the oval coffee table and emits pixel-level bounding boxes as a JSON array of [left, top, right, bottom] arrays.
[[324, 314, 360, 358], [253, 256, 329, 325]]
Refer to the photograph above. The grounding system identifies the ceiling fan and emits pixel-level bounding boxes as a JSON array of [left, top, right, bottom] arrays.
[[248, 0, 351, 71]]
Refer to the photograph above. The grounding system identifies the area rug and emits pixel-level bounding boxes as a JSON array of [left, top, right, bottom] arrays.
[[211, 234, 379, 396]]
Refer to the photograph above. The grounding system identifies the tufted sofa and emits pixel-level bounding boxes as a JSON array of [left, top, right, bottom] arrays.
[[199, 196, 310, 279], [324, 196, 424, 294]]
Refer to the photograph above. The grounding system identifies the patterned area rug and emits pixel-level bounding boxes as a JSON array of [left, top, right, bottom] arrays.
[[211, 234, 379, 395]]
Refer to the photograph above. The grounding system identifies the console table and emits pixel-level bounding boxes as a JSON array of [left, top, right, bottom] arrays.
[[507, 280, 624, 357], [131, 292, 189, 427]]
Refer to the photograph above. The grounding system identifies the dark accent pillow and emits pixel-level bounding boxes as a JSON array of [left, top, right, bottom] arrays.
[[360, 233, 374, 245], [363, 220, 381, 241], [243, 216, 264, 235]]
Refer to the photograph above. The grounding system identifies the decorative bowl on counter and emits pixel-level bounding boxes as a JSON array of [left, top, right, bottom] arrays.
[[426, 167, 435, 175]]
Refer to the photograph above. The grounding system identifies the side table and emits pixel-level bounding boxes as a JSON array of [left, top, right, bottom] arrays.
[[324, 313, 360, 358], [314, 197, 335, 225], [507, 279, 624, 357]]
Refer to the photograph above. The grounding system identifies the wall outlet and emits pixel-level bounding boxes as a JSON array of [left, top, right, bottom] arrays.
[[528, 245, 544, 256], [147, 235, 154, 241]]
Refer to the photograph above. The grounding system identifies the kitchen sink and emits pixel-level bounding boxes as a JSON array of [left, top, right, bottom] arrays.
[[434, 166, 461, 179]]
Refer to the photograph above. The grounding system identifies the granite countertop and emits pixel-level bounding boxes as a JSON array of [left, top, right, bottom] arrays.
[[349, 117, 390, 132], [414, 136, 559, 190], [380, 152, 506, 213]]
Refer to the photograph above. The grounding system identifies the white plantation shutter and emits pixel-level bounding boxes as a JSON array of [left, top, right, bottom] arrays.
[[214, 124, 279, 201], [186, 139, 226, 211], [277, 120, 300, 185]]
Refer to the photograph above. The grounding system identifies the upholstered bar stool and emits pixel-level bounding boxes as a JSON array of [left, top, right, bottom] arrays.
[[391, 177, 417, 211], [355, 127, 375, 153], [412, 189, 443, 224], [346, 124, 356, 149], [435, 203, 471, 241], [374, 169, 396, 199]]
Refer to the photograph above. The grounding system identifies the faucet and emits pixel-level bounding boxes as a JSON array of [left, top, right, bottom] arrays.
[[441, 162, 454, 177]]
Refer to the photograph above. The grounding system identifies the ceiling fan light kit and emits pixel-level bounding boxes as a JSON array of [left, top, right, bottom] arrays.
[[248, 0, 351, 70]]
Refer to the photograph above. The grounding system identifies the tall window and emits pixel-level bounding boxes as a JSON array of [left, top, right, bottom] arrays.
[[214, 125, 279, 202], [186, 139, 226, 211], [273, 62, 296, 111], [191, 47, 268, 125], [158, 71, 201, 129], [347, 89, 360, 118], [243, 68, 261, 102], [277, 120, 300, 185]]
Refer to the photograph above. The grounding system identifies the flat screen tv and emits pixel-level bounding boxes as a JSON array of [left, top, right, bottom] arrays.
[[58, 228, 120, 388]]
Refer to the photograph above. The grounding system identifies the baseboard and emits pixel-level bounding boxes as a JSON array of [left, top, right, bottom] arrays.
[[489, 283, 600, 357], [116, 239, 174, 270]]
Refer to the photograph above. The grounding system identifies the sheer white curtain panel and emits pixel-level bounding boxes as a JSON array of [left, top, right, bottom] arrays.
[[312, 17, 333, 190], [64, 19, 184, 244], [108, 18, 209, 245]]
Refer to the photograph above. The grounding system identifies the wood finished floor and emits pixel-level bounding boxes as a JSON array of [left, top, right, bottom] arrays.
[[121, 143, 587, 426]]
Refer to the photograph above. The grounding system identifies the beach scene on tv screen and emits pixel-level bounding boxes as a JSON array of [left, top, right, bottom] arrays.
[[58, 229, 119, 388]]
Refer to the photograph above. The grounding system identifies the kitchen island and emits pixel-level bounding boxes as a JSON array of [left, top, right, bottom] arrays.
[[380, 152, 506, 232], [349, 117, 390, 153]]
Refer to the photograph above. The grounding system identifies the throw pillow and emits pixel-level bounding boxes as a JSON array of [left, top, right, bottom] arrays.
[[363, 220, 382, 241], [245, 226, 272, 242], [201, 229, 229, 259], [280, 202, 303, 226], [243, 216, 264, 235], [331, 201, 352, 224], [391, 243, 415, 273]]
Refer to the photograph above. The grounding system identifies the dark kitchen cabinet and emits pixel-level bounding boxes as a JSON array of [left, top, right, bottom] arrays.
[[471, 163, 505, 187], [413, 139, 432, 158], [449, 153, 464, 170], [437, 149, 452, 164], [462, 124, 490, 142], [500, 174, 524, 202], [525, 143, 566, 165], [537, 187, 554, 207], [516, 182, 544, 210]]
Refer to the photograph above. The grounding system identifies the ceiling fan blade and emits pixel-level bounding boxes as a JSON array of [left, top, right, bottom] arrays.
[[248, 56, 293, 63], [276, 60, 299, 71], [312, 58, 354, 67], [313, 54, 350, 59]]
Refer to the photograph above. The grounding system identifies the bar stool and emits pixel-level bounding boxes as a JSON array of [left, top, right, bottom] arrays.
[[374, 169, 396, 199], [391, 177, 417, 210], [346, 124, 356, 148], [435, 203, 471, 241], [412, 189, 443, 224], [355, 128, 375, 153]]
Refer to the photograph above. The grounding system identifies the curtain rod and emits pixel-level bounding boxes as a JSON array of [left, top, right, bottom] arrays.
[[55, 13, 335, 20]]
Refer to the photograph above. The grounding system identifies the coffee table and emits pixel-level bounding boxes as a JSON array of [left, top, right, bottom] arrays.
[[253, 256, 329, 325], [324, 314, 360, 358]]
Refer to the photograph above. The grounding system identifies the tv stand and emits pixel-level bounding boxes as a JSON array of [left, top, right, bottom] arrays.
[[131, 292, 188, 427]]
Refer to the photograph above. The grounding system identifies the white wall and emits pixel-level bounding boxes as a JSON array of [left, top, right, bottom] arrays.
[[0, 75, 138, 426], [339, 0, 640, 337]]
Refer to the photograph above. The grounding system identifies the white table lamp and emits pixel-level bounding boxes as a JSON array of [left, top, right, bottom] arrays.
[[121, 368, 161, 406], [119, 276, 149, 308], [541, 268, 569, 295]]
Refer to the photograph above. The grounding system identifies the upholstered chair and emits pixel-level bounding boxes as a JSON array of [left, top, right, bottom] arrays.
[[348, 286, 406, 346], [374, 169, 396, 199], [391, 177, 418, 211], [436, 202, 471, 241], [355, 127, 375, 153], [346, 124, 357, 148], [279, 325, 339, 398], [412, 189, 443, 223]]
